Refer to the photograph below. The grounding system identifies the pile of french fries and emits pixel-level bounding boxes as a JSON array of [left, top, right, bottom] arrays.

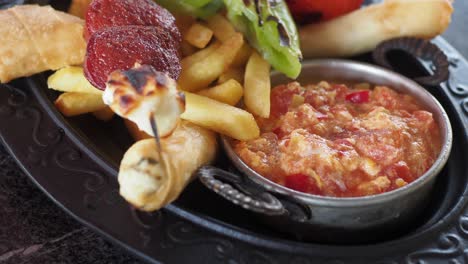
[[48, 11, 272, 141], [177, 14, 270, 140], [48, 66, 114, 121]]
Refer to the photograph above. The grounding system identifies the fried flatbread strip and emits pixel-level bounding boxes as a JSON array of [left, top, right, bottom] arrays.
[[300, 0, 453, 58]]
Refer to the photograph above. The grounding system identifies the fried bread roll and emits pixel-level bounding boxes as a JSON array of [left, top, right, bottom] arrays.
[[119, 121, 217, 211], [0, 5, 86, 83], [300, 0, 453, 58]]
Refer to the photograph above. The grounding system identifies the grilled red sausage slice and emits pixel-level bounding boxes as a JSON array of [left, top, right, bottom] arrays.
[[84, 26, 181, 90], [84, 0, 180, 42]]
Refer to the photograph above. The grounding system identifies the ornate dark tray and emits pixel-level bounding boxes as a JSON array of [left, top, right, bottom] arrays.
[[1, 1, 468, 263]]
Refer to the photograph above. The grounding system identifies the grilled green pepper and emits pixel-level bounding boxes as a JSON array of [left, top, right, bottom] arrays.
[[223, 0, 302, 78], [156, 0, 302, 78], [156, 0, 223, 19]]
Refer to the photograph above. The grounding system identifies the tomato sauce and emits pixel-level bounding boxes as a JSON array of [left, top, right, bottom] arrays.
[[233, 81, 441, 197]]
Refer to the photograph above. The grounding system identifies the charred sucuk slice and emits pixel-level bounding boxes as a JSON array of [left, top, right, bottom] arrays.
[[103, 64, 185, 138], [84, 0, 180, 42], [84, 26, 181, 90]]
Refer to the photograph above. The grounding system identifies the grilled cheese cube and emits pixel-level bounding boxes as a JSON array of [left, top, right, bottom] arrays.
[[104, 64, 185, 137]]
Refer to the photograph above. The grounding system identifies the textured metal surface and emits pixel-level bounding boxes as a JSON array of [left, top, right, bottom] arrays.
[[198, 166, 286, 215]]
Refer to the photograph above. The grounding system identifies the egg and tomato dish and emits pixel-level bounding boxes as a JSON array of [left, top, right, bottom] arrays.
[[233, 81, 441, 197]]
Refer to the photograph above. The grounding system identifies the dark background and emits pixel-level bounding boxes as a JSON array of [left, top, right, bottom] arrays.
[[443, 0, 468, 56], [0, 1, 466, 263]]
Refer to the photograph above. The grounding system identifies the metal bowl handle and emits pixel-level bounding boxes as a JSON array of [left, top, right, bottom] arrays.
[[197, 166, 286, 215], [372, 37, 449, 86]]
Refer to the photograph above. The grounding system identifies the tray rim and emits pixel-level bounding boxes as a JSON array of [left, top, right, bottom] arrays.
[[23, 50, 468, 254], [1, 21, 468, 264]]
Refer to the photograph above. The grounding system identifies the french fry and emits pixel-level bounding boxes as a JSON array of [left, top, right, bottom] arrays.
[[184, 23, 213, 49], [181, 92, 259, 140], [68, 0, 92, 19], [55, 92, 106, 117], [181, 41, 221, 69], [218, 67, 244, 84], [178, 33, 244, 92], [299, 0, 453, 58], [124, 119, 152, 141], [48, 66, 102, 95], [197, 79, 243, 106], [231, 43, 253, 67], [206, 14, 237, 42], [93, 107, 115, 122], [244, 52, 271, 118]]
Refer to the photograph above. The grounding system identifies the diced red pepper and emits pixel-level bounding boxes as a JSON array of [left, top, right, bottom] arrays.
[[270, 84, 302, 117], [394, 162, 412, 181], [272, 127, 284, 138], [385, 161, 412, 182], [285, 174, 321, 195], [285, 174, 309, 192], [345, 90, 370, 104]]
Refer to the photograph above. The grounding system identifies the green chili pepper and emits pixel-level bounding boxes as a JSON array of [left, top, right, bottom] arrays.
[[223, 0, 302, 79], [155, 0, 223, 19]]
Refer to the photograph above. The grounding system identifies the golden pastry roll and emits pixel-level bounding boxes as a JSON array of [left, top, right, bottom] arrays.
[[118, 121, 217, 212], [0, 5, 86, 83], [300, 0, 453, 58]]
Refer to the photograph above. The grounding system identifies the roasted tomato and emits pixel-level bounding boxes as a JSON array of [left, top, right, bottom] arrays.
[[286, 0, 364, 23]]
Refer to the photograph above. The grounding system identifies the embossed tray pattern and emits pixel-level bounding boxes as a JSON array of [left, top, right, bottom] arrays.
[[1, 1, 468, 263]]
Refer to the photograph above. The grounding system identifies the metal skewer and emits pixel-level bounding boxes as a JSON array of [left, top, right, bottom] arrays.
[[149, 113, 165, 171]]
